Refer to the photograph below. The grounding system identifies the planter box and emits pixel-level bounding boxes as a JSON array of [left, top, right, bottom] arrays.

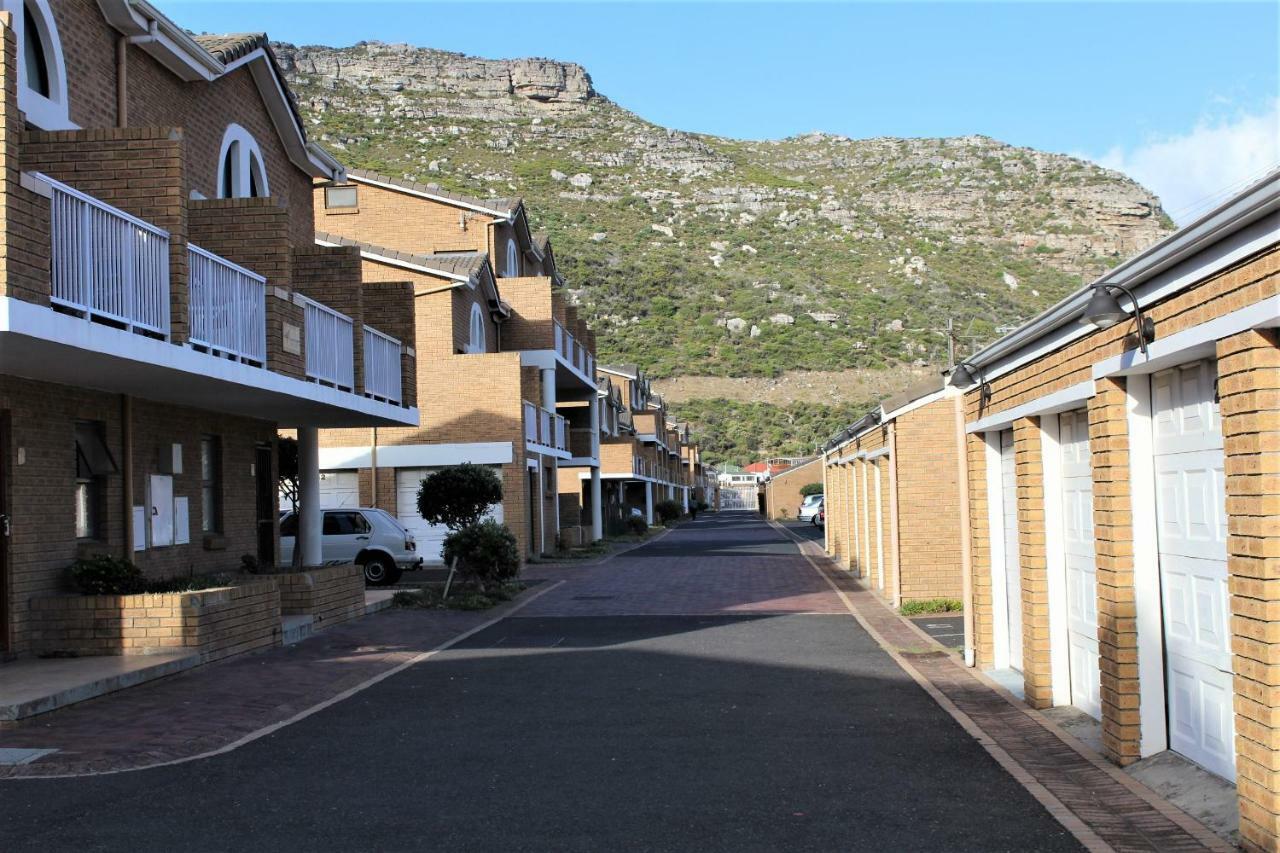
[[275, 564, 366, 629], [28, 579, 281, 661]]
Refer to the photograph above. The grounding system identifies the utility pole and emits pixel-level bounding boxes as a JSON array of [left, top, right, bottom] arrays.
[[947, 318, 955, 368]]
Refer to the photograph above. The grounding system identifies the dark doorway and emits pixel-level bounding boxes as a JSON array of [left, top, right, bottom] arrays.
[[0, 411, 9, 654], [256, 444, 275, 566], [527, 468, 537, 558]]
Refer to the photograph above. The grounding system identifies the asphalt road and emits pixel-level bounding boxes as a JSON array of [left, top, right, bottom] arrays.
[[0, 512, 1078, 852]]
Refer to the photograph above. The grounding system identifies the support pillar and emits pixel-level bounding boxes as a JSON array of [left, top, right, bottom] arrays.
[[645, 481, 654, 526], [297, 426, 322, 568], [589, 394, 603, 541]]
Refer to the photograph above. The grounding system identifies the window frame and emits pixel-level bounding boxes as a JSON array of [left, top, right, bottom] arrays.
[[14, 0, 71, 130], [216, 124, 270, 199], [324, 185, 359, 209], [466, 302, 487, 354], [505, 237, 519, 277], [73, 420, 113, 540], [200, 436, 222, 535]]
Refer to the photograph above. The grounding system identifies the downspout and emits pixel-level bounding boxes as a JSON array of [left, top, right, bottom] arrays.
[[888, 421, 902, 609], [954, 394, 976, 667], [116, 20, 159, 129], [121, 395, 133, 558]]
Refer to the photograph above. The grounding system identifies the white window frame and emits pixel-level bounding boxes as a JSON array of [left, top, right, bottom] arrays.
[[12, 0, 72, 130], [505, 237, 519, 277], [217, 123, 270, 199], [466, 303, 486, 354]]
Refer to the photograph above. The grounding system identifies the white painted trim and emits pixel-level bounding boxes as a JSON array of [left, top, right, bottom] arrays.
[[318, 442, 513, 470], [864, 446, 891, 461], [880, 385, 956, 423], [985, 431, 1011, 671], [967, 380, 1096, 434], [873, 463, 885, 592], [346, 172, 516, 221], [1126, 373, 1168, 758], [216, 123, 269, 199], [314, 239, 473, 284], [1093, 293, 1280, 380], [466, 303, 486, 354], [11, 0, 73, 131], [1040, 414, 1072, 707], [0, 296, 415, 427]]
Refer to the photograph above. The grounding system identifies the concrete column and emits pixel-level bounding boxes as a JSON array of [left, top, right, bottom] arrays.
[[541, 368, 556, 410], [536, 462, 545, 555], [644, 481, 654, 525], [551, 458, 560, 543], [589, 393, 603, 540], [682, 487, 689, 513], [297, 426, 322, 567]]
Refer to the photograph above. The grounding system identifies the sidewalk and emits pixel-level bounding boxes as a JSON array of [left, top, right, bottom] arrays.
[[776, 522, 1233, 853], [0, 583, 556, 778]]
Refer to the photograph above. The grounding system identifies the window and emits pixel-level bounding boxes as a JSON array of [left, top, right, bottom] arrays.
[[200, 437, 222, 534], [74, 421, 116, 539], [505, 237, 519, 277], [325, 185, 359, 209], [216, 124, 270, 199], [466, 303, 486, 353], [322, 511, 369, 536], [16, 0, 69, 129]]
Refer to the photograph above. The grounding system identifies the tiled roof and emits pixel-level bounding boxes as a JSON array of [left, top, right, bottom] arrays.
[[346, 169, 521, 216], [880, 375, 947, 415], [314, 231, 488, 280], [599, 364, 640, 379], [192, 33, 267, 63]]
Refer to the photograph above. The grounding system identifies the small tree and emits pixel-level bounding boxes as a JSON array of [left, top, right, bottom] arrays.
[[277, 437, 300, 511], [799, 482, 824, 497], [417, 464, 503, 531], [654, 499, 683, 525], [442, 520, 519, 590]]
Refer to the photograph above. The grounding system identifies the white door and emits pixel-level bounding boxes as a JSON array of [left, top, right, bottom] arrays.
[[149, 474, 174, 547], [1152, 361, 1234, 780], [1060, 409, 1101, 720], [874, 464, 885, 592], [1000, 430, 1024, 671], [396, 468, 504, 564], [319, 471, 359, 508]]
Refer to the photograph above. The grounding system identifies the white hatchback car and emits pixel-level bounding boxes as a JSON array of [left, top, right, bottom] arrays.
[[798, 494, 824, 523], [279, 507, 423, 586]]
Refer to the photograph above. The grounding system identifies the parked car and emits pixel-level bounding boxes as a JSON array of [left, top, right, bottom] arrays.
[[799, 494, 824, 523], [279, 508, 423, 586], [815, 507, 825, 528]]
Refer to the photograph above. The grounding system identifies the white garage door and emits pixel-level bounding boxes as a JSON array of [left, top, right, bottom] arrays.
[[319, 471, 359, 508], [1060, 409, 1101, 720], [1152, 360, 1234, 781], [395, 468, 504, 564], [1000, 429, 1024, 672]]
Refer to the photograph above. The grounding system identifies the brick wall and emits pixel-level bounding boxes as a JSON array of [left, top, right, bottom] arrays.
[[0, 17, 45, 306], [313, 178, 497, 257], [765, 458, 821, 520], [275, 564, 365, 629], [967, 431, 994, 666], [361, 280, 418, 409], [499, 276, 556, 352], [1013, 416, 1052, 708], [292, 245, 366, 395], [895, 398, 965, 601]]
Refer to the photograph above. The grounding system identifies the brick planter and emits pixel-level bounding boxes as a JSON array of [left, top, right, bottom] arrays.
[[28, 579, 281, 662], [274, 564, 366, 629]]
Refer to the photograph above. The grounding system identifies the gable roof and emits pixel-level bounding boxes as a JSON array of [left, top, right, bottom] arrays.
[[346, 169, 521, 220], [94, 2, 341, 181], [314, 231, 502, 305]]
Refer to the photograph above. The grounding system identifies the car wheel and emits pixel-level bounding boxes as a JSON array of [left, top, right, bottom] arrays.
[[361, 555, 402, 586]]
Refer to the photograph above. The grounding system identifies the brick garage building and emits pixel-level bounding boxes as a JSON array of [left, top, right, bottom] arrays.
[[0, 2, 417, 657], [763, 457, 821, 521], [312, 174, 602, 564], [947, 173, 1280, 849], [822, 378, 969, 613]]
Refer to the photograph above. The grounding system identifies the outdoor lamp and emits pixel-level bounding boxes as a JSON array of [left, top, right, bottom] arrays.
[[1079, 283, 1154, 355], [950, 361, 979, 387]]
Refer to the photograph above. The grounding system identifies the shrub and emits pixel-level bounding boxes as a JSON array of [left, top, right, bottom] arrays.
[[70, 555, 145, 595], [695, 499, 710, 512], [442, 519, 520, 589], [900, 598, 964, 616], [654, 499, 683, 524], [417, 464, 504, 531], [626, 515, 648, 535], [799, 482, 824, 497]]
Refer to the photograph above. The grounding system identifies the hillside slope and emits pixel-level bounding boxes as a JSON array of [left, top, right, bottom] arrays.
[[275, 41, 1175, 462]]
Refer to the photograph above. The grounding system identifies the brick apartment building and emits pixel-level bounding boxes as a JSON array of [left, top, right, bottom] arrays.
[[0, 1, 417, 656], [311, 171, 601, 562]]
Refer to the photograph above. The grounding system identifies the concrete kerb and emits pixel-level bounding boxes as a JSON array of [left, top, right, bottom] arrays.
[[767, 518, 1233, 853], [0, 579, 566, 782], [529, 524, 676, 570]]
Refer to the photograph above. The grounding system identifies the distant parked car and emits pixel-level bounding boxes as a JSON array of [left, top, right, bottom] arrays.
[[799, 494, 824, 523], [279, 508, 423, 586], [816, 507, 825, 528]]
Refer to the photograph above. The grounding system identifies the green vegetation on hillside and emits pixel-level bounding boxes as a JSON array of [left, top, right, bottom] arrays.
[[669, 398, 874, 467]]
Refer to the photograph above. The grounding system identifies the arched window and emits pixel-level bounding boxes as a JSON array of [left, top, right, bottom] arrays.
[[467, 303, 486, 354], [14, 0, 70, 129], [217, 124, 270, 199], [505, 237, 519, 277]]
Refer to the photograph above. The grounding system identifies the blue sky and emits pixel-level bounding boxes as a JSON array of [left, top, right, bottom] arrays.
[[167, 1, 1279, 223]]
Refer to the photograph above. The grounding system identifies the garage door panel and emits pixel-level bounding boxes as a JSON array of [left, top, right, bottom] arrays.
[[1059, 409, 1100, 720], [395, 468, 504, 565], [1000, 429, 1023, 671], [319, 471, 359, 509]]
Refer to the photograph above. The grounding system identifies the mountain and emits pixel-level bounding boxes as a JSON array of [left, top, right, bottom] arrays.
[[275, 41, 1175, 464]]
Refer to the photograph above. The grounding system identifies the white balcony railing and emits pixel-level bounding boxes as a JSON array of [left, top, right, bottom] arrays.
[[552, 319, 595, 381], [523, 400, 568, 452], [300, 295, 354, 391], [188, 244, 266, 365], [363, 326, 402, 404], [47, 174, 170, 337]]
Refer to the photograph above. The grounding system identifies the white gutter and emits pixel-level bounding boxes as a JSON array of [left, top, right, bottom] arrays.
[[957, 170, 1280, 382], [314, 238, 473, 284], [347, 172, 516, 221], [97, 0, 223, 81]]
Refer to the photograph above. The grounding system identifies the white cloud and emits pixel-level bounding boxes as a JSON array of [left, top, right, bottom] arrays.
[[1094, 100, 1280, 225]]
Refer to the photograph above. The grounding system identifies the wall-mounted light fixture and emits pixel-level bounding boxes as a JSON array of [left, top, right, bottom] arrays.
[[1079, 283, 1155, 355], [950, 361, 992, 406]]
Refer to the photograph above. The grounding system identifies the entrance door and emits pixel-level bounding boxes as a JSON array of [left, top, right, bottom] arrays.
[[1152, 360, 1234, 780], [1000, 429, 1024, 671], [1059, 409, 1101, 719], [255, 444, 274, 565]]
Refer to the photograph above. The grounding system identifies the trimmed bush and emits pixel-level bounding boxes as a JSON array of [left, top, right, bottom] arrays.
[[442, 519, 520, 589], [417, 464, 503, 531], [70, 555, 146, 595], [626, 515, 649, 535], [799, 482, 824, 497], [654, 499, 683, 524]]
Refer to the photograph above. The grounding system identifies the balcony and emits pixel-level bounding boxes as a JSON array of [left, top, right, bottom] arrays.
[[299, 295, 355, 392], [553, 319, 596, 385], [363, 326, 403, 405], [188, 244, 266, 365], [523, 400, 568, 455]]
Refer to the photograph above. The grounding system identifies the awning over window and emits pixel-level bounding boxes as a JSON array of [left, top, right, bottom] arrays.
[[75, 423, 118, 478]]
